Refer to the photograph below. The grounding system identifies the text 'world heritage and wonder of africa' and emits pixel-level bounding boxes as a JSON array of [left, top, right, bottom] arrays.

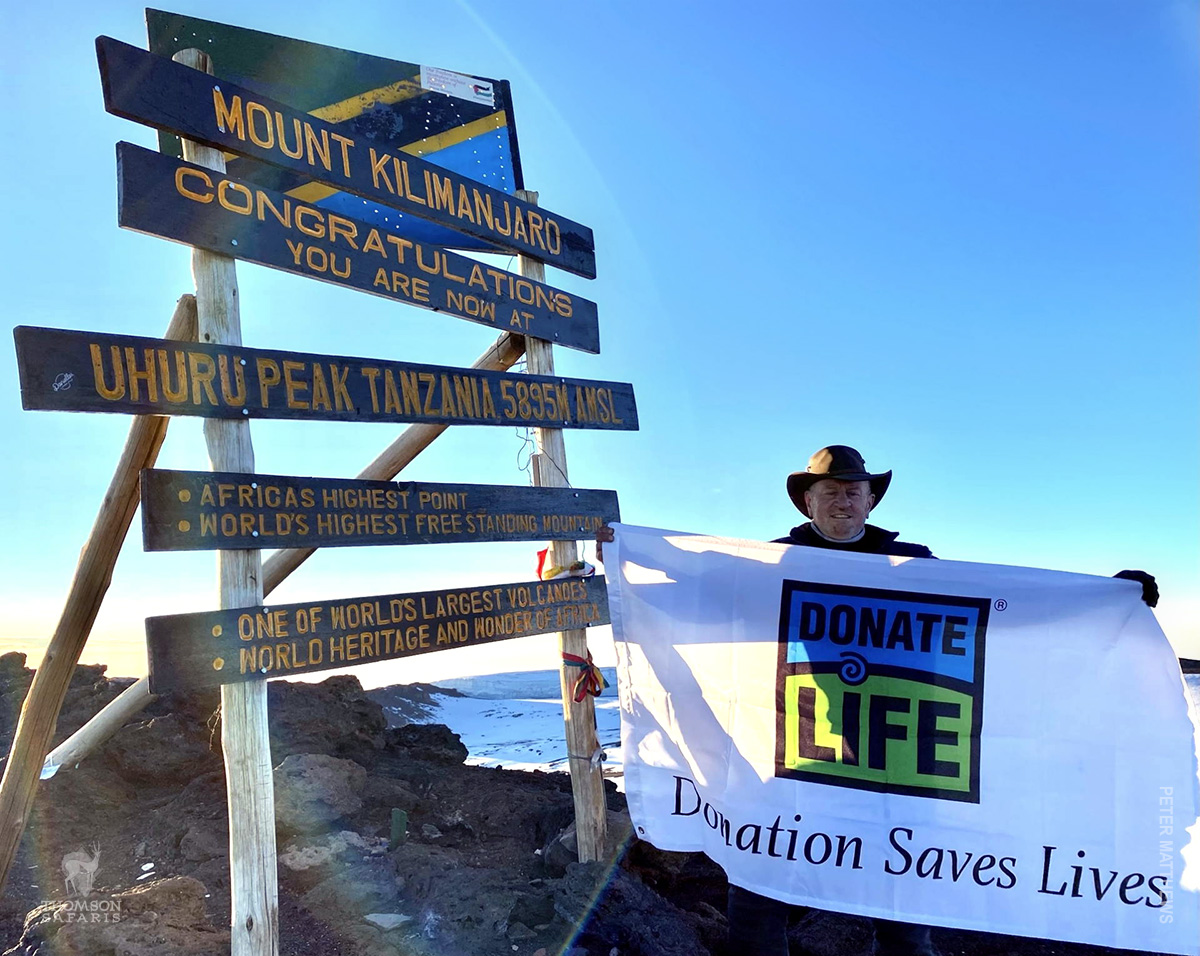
[[145, 577, 610, 691]]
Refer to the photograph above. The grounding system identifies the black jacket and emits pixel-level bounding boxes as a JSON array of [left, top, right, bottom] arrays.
[[774, 522, 935, 559]]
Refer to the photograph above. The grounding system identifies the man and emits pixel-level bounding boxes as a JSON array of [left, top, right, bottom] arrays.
[[773, 444, 1156, 603], [597, 444, 1157, 955], [774, 444, 931, 556], [735, 444, 939, 956]]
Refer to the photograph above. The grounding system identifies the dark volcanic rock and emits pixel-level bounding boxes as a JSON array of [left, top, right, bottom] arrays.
[[5, 876, 228, 956], [105, 712, 220, 785], [301, 856, 403, 920], [557, 861, 716, 956], [0, 652, 29, 682], [541, 809, 634, 876], [367, 681, 464, 727], [0, 653, 34, 752], [386, 722, 468, 764], [268, 675, 387, 762], [274, 754, 368, 835], [55, 674, 137, 745]]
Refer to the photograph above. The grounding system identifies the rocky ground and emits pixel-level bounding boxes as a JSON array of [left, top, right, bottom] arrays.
[[0, 653, 1175, 956]]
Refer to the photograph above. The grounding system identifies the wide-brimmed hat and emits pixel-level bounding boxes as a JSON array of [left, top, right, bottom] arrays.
[[786, 445, 892, 517]]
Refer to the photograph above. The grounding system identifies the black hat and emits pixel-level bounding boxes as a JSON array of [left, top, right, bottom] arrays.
[[786, 445, 892, 517]]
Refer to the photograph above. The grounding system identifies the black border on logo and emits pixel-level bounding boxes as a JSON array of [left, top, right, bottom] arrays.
[[774, 580, 990, 804]]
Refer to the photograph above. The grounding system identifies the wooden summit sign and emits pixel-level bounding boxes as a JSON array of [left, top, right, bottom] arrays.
[[145, 9, 526, 254], [141, 469, 620, 551], [14, 326, 638, 430], [117, 143, 600, 354], [146, 576, 610, 692], [97, 36, 597, 279]]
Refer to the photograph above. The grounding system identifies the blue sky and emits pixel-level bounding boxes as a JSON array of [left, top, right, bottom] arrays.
[[1, 0, 1196, 682]]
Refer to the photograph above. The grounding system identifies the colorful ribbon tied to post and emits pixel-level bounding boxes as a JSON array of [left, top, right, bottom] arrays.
[[562, 651, 606, 703]]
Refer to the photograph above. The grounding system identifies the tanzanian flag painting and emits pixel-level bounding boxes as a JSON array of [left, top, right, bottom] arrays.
[[146, 9, 524, 252]]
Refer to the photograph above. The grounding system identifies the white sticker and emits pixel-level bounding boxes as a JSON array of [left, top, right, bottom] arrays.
[[420, 66, 495, 107]]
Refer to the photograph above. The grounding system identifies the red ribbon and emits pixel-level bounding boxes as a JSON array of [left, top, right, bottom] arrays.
[[562, 651, 606, 703]]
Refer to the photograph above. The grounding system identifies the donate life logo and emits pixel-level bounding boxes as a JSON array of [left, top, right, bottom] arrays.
[[775, 581, 989, 803]]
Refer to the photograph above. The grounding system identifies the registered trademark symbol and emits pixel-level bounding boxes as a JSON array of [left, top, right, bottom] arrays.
[[994, 599, 1008, 611]]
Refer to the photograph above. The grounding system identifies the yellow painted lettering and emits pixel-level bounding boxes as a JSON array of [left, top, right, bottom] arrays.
[[256, 358, 281, 406], [245, 101, 275, 149], [90, 344, 125, 400], [361, 367, 381, 412], [256, 191, 292, 228], [188, 353, 219, 406], [212, 89, 245, 140], [330, 132, 354, 178], [158, 348, 188, 402], [304, 124, 332, 171], [369, 148, 395, 194], [282, 360, 308, 409], [295, 206, 325, 239], [327, 214, 359, 250], [310, 363, 331, 411], [275, 114, 304, 159], [175, 167, 213, 203], [217, 179, 253, 216], [362, 229, 386, 257]]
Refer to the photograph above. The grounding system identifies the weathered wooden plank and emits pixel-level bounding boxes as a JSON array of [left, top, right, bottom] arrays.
[[96, 36, 596, 278], [116, 142, 600, 354], [14, 326, 639, 431], [141, 469, 620, 551], [146, 576, 610, 692], [171, 46, 278, 956]]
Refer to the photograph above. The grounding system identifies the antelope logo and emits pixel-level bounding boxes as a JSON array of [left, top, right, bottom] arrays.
[[62, 843, 101, 897]]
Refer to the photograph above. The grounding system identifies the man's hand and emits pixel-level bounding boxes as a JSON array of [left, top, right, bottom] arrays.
[[596, 524, 615, 563], [1114, 569, 1159, 608]]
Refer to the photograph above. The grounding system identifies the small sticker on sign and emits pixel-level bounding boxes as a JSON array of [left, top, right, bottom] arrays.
[[420, 66, 495, 107]]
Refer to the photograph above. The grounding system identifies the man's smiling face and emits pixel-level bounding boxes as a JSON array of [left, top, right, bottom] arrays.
[[803, 478, 875, 540]]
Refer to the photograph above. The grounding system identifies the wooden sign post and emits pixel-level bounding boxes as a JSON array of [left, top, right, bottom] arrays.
[[6, 22, 631, 937], [518, 190, 609, 863], [174, 48, 278, 956]]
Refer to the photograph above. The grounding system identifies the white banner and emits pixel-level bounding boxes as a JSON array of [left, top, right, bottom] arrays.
[[608, 524, 1200, 954]]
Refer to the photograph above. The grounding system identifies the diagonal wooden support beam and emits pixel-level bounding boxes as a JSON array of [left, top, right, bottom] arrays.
[[0, 294, 198, 894]]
